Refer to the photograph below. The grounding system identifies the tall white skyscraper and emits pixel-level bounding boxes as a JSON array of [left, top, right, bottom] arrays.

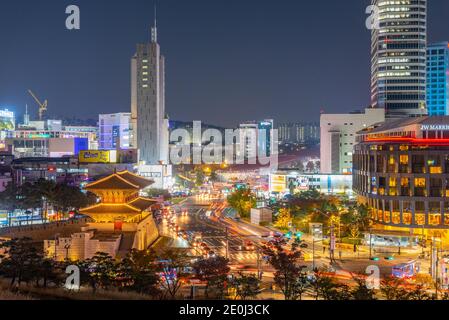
[[131, 10, 168, 165], [370, 0, 427, 118]]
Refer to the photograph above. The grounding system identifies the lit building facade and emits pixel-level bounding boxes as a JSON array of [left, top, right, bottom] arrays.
[[269, 171, 353, 196], [0, 109, 15, 150], [320, 108, 385, 174], [353, 116, 449, 239], [239, 120, 275, 159], [7, 130, 91, 158], [99, 113, 131, 150], [427, 42, 449, 116], [370, 0, 427, 118], [278, 122, 320, 145]]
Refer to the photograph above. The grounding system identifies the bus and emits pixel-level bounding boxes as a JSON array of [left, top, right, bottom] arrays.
[[392, 261, 420, 279]]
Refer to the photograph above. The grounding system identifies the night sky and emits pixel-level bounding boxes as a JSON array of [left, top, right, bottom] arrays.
[[0, 0, 448, 127]]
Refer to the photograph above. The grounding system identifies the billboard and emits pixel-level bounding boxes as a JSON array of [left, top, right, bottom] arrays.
[[270, 174, 287, 193], [79, 150, 117, 163]]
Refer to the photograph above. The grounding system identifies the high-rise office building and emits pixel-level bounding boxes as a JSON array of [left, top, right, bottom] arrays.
[[426, 42, 449, 116], [370, 0, 427, 118], [131, 12, 168, 165]]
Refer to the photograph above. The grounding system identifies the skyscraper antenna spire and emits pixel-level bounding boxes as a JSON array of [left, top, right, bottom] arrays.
[[151, 2, 158, 43]]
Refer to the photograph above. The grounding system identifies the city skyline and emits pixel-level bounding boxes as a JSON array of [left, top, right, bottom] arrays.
[[1, 0, 449, 128]]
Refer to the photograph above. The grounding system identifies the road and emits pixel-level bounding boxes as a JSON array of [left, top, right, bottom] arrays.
[[161, 196, 270, 271], [160, 195, 435, 296]]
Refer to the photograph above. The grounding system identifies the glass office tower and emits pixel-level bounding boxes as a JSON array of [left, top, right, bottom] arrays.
[[427, 42, 449, 116]]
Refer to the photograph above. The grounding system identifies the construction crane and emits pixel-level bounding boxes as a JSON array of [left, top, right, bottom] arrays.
[[28, 89, 48, 121]]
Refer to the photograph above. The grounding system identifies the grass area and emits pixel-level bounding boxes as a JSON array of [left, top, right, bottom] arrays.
[[0, 278, 154, 300], [170, 197, 186, 205]]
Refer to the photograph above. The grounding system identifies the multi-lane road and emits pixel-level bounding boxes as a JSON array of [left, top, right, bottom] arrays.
[[161, 196, 267, 270], [160, 195, 430, 283]]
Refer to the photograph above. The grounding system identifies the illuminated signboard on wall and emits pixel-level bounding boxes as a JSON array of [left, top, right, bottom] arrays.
[[421, 125, 449, 131], [270, 174, 287, 193], [79, 150, 117, 163]]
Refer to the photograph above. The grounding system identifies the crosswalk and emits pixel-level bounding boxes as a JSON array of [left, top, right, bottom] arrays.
[[228, 252, 259, 261]]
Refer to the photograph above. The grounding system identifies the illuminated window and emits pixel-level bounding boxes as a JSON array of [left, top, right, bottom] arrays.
[[142, 84, 148, 88], [403, 212, 412, 225], [389, 177, 397, 187], [400, 145, 409, 151], [414, 178, 426, 188], [142, 72, 148, 75], [415, 214, 425, 226], [384, 211, 391, 223], [377, 210, 383, 222], [445, 215, 449, 226], [401, 178, 409, 187], [392, 212, 401, 225], [400, 155, 409, 165], [389, 156, 395, 165], [429, 214, 441, 226], [430, 166, 442, 174]]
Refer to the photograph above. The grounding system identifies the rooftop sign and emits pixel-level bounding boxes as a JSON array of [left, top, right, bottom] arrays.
[[421, 125, 449, 131]]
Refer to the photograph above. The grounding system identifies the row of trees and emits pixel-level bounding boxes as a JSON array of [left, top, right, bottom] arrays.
[[270, 189, 371, 239], [0, 238, 261, 300], [0, 179, 96, 218], [261, 237, 445, 300], [0, 237, 444, 300]]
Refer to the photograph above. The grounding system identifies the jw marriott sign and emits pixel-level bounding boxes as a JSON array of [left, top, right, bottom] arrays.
[[421, 124, 449, 131]]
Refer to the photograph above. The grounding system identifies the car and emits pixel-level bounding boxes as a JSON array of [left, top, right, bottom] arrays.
[[245, 241, 255, 251]]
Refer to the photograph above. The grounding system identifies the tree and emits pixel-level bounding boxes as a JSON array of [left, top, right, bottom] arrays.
[[261, 239, 307, 300], [193, 256, 230, 299], [0, 179, 96, 222], [77, 252, 117, 293], [117, 249, 161, 297], [209, 171, 220, 185], [306, 161, 315, 173], [230, 272, 261, 300], [143, 188, 172, 201], [195, 169, 206, 187], [0, 238, 43, 287], [351, 276, 377, 300], [311, 272, 350, 300], [158, 249, 190, 299], [407, 284, 434, 300], [380, 277, 409, 300], [274, 208, 292, 230], [227, 188, 256, 219]]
